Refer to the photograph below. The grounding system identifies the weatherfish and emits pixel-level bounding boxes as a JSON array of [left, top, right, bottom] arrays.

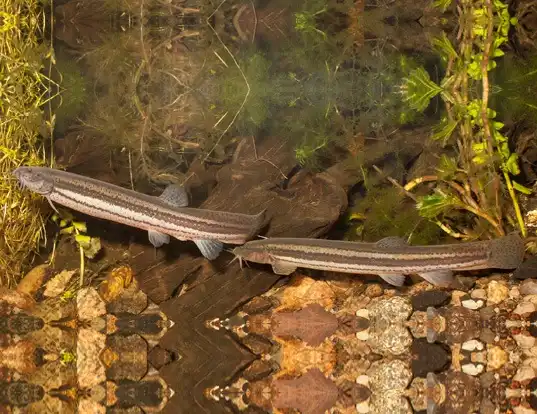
[[13, 166, 265, 260], [232, 234, 525, 286]]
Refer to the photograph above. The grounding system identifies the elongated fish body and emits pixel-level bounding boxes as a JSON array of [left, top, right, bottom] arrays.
[[13, 166, 265, 260], [232, 234, 525, 287]]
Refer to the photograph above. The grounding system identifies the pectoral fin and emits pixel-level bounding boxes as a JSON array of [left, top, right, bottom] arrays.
[[271, 261, 297, 275], [148, 230, 170, 248], [194, 240, 223, 260], [159, 184, 189, 207], [418, 270, 454, 287], [378, 273, 405, 287]]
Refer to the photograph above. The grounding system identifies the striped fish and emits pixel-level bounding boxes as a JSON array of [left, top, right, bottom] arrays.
[[232, 234, 525, 286], [13, 166, 265, 260]]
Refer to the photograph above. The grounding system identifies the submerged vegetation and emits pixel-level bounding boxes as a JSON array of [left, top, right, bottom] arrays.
[[0, 0, 56, 285], [393, 0, 533, 240]]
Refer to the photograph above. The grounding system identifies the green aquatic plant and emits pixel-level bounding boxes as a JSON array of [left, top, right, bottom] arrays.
[[50, 53, 90, 135], [211, 51, 272, 134], [52, 212, 102, 287], [490, 53, 537, 126], [294, 7, 328, 39], [345, 185, 445, 245], [389, 0, 530, 239], [400, 66, 444, 112]]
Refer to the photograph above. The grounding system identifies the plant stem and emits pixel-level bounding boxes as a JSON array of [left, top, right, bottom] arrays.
[[502, 170, 527, 237]]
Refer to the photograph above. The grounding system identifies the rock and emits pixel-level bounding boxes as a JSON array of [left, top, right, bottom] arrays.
[[43, 270, 76, 298], [520, 279, 537, 295], [271, 304, 339, 347], [16, 264, 52, 297], [486, 280, 509, 305], [77, 288, 106, 321], [272, 368, 340, 414], [77, 328, 106, 389]]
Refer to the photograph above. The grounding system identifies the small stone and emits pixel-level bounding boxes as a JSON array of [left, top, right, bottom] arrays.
[[520, 279, 537, 295], [77, 288, 106, 321], [470, 289, 487, 300], [487, 281, 509, 305], [43, 270, 76, 298], [509, 286, 520, 299], [365, 284, 383, 298], [16, 264, 51, 297], [487, 346, 508, 370]]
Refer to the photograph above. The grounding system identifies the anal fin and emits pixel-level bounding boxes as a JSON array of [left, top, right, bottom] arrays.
[[148, 230, 170, 248], [378, 273, 405, 287], [418, 270, 454, 287], [272, 261, 297, 275], [194, 239, 223, 260]]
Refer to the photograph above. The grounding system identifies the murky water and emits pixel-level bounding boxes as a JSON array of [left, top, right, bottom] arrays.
[[3, 0, 537, 412]]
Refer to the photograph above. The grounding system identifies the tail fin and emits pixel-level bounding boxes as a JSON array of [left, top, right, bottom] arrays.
[[254, 208, 268, 229], [247, 208, 268, 239], [487, 233, 525, 269]]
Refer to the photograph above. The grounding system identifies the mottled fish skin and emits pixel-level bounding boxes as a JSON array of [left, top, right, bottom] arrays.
[[232, 234, 525, 286], [13, 166, 265, 258]]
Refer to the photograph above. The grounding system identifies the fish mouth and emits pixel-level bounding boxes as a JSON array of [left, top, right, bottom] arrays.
[[231, 246, 246, 257], [12, 167, 23, 179]]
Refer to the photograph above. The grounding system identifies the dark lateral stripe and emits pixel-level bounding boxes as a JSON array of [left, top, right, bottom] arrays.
[[265, 246, 488, 265], [55, 176, 257, 231], [271, 253, 489, 273], [260, 237, 487, 250], [270, 252, 488, 269], [37, 167, 260, 242], [52, 186, 250, 241]]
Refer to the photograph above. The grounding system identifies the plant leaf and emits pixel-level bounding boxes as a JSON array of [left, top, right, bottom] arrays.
[[505, 153, 520, 175], [416, 192, 461, 218], [72, 221, 87, 232], [513, 181, 533, 194]]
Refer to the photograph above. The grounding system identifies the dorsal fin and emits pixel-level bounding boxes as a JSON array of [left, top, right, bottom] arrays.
[[375, 236, 408, 249]]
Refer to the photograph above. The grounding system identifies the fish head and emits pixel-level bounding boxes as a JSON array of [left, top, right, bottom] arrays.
[[13, 166, 54, 196], [232, 244, 272, 265]]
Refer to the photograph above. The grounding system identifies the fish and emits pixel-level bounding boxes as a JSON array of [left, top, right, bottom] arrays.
[[13, 166, 266, 260], [232, 234, 525, 287]]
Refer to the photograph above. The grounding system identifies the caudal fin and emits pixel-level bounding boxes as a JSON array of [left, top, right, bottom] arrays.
[[247, 208, 268, 240], [487, 233, 525, 269]]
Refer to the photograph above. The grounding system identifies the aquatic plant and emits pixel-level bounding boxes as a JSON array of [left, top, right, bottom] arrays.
[[400, 66, 444, 112], [0, 0, 58, 286], [381, 0, 531, 240], [345, 184, 445, 245], [49, 51, 90, 135], [51, 212, 102, 287], [70, 22, 207, 183], [59, 350, 77, 366], [490, 53, 537, 127], [294, 7, 328, 39], [208, 51, 272, 135]]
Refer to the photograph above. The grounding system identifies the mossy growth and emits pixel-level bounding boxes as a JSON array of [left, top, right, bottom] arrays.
[[0, 0, 54, 286]]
